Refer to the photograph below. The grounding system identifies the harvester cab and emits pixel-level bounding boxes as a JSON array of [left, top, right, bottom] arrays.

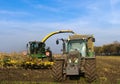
[[52, 34, 96, 83], [27, 41, 47, 58]]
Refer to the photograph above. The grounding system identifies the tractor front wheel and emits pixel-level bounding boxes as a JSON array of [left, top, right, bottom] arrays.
[[85, 58, 96, 83], [52, 60, 64, 81]]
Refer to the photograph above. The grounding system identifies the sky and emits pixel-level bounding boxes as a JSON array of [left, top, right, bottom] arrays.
[[0, 0, 120, 53]]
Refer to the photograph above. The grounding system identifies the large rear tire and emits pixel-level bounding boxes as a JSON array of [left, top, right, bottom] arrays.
[[85, 58, 96, 83], [52, 60, 64, 81]]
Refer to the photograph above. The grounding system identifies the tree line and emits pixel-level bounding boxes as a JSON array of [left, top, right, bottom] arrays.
[[94, 41, 120, 56]]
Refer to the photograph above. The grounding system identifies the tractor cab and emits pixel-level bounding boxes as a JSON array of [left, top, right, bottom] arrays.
[[56, 35, 95, 57], [67, 35, 95, 57], [67, 39, 87, 57]]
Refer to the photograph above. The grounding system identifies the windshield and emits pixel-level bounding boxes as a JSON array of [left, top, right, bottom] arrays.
[[29, 43, 39, 54], [68, 40, 87, 57]]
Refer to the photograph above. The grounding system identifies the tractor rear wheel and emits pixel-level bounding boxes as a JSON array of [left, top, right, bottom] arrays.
[[85, 58, 96, 83], [52, 60, 64, 81]]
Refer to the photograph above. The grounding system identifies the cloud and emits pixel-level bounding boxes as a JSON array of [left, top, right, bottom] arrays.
[[0, 10, 32, 16], [0, 19, 120, 53], [34, 4, 60, 12], [22, 0, 61, 12]]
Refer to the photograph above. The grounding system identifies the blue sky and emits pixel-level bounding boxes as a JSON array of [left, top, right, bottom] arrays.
[[0, 0, 120, 53]]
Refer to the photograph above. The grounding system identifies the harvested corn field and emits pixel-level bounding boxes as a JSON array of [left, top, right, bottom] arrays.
[[0, 53, 120, 84]]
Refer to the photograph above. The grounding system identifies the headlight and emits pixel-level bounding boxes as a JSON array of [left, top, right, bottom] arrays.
[[74, 58, 78, 63], [68, 59, 72, 63], [68, 58, 79, 63]]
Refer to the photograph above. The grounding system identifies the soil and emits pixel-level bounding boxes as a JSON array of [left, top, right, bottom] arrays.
[[0, 68, 52, 82], [0, 68, 80, 84]]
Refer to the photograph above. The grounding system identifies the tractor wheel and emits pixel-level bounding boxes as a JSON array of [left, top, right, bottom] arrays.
[[52, 60, 64, 82], [85, 58, 96, 83]]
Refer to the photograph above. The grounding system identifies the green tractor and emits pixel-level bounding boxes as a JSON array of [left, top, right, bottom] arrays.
[[27, 41, 52, 61], [23, 30, 74, 69], [52, 34, 96, 83], [26, 30, 74, 60]]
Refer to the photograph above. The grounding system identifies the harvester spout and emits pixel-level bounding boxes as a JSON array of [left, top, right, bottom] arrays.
[[41, 30, 75, 43]]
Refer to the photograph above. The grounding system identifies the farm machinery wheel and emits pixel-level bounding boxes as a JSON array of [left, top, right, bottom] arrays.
[[52, 60, 64, 82], [85, 58, 96, 83]]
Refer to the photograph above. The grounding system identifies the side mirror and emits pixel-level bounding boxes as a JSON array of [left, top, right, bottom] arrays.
[[56, 40, 59, 45], [26, 44, 28, 48], [92, 38, 95, 42]]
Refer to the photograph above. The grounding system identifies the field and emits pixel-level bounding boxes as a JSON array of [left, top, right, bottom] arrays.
[[0, 52, 120, 84], [96, 56, 120, 84]]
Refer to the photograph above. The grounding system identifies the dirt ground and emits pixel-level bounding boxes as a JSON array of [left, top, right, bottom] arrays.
[[0, 68, 81, 84], [0, 68, 52, 82]]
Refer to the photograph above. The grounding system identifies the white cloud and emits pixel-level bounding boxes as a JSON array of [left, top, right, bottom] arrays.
[[34, 4, 60, 12], [0, 19, 120, 52], [0, 10, 32, 16]]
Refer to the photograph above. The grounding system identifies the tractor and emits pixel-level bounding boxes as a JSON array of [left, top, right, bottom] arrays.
[[52, 34, 96, 83], [23, 30, 75, 69]]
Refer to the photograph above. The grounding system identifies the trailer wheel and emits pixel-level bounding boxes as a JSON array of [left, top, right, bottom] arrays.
[[52, 60, 63, 81], [85, 58, 96, 83]]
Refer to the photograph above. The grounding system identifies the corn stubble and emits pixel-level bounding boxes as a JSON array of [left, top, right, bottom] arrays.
[[0, 52, 120, 84]]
